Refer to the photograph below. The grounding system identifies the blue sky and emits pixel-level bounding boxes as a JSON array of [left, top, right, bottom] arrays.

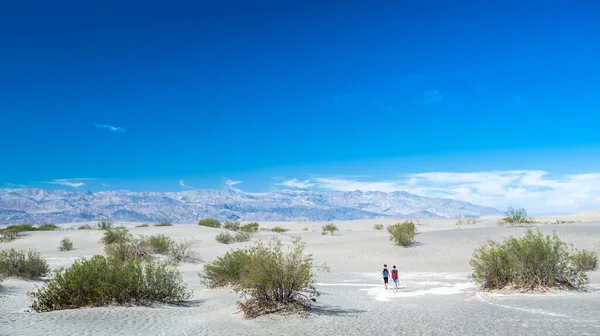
[[1, 1, 599, 213]]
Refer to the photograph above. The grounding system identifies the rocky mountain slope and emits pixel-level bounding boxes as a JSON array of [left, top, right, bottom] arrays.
[[0, 188, 502, 224]]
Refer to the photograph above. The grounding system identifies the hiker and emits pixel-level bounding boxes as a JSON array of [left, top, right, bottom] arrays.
[[391, 265, 399, 292], [382, 264, 389, 290]]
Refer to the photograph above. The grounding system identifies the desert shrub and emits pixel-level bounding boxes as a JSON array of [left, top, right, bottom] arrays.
[[135, 223, 150, 228], [0, 249, 49, 279], [5, 224, 35, 232], [498, 207, 533, 226], [387, 221, 417, 247], [0, 229, 20, 242], [100, 227, 130, 246], [200, 249, 252, 288], [240, 222, 260, 233], [154, 222, 173, 227], [215, 231, 235, 244], [59, 237, 74, 252], [270, 226, 288, 233], [140, 234, 175, 254], [169, 239, 201, 264], [470, 229, 592, 290], [37, 224, 59, 231], [303, 227, 309, 231], [373, 224, 384, 230], [456, 215, 478, 226], [223, 221, 241, 231], [238, 237, 324, 318], [321, 223, 339, 235], [234, 231, 252, 242], [29, 255, 192, 312], [198, 218, 221, 228], [97, 219, 114, 230], [572, 249, 599, 272], [104, 236, 152, 261], [77, 224, 93, 230]]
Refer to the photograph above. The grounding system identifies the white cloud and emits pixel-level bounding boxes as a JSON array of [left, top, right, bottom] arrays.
[[285, 171, 600, 214], [423, 90, 444, 104], [45, 178, 90, 188], [224, 179, 241, 187], [179, 180, 195, 189], [95, 124, 126, 132], [278, 179, 316, 189]]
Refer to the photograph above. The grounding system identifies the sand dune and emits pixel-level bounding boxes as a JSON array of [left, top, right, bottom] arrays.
[[1, 218, 600, 335]]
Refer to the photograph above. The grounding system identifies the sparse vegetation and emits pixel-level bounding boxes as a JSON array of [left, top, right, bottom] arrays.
[[387, 221, 417, 247], [37, 224, 59, 231], [200, 237, 325, 318], [5, 224, 35, 232], [498, 207, 533, 227], [234, 231, 252, 242], [59, 237, 73, 251], [77, 224, 93, 230], [223, 221, 241, 231], [198, 218, 221, 228], [140, 234, 175, 254], [470, 229, 592, 290], [270, 226, 288, 233], [169, 239, 201, 264], [154, 222, 173, 227], [0, 249, 49, 279], [373, 224, 384, 230], [303, 227, 309, 231], [215, 231, 235, 244], [100, 226, 130, 246], [0, 229, 20, 242], [96, 219, 114, 230], [572, 249, 598, 272], [104, 236, 152, 261], [135, 223, 150, 228], [455, 215, 478, 226], [240, 222, 260, 233], [321, 223, 339, 235], [29, 255, 192, 312]]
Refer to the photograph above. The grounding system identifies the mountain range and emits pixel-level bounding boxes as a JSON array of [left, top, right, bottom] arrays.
[[0, 188, 502, 224]]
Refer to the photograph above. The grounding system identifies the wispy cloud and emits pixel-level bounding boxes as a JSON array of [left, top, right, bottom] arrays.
[[423, 90, 444, 104], [224, 179, 241, 187], [179, 180, 195, 189], [278, 179, 316, 189], [95, 124, 126, 132], [283, 171, 600, 214], [4, 182, 27, 188], [44, 178, 94, 188]]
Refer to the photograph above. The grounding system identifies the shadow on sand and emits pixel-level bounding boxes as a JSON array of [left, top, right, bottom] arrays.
[[310, 305, 366, 317]]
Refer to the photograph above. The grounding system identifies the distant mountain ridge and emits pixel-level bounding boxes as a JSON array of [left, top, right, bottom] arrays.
[[0, 188, 502, 224]]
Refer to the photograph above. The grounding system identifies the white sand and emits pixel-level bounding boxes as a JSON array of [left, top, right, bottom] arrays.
[[1, 216, 600, 335]]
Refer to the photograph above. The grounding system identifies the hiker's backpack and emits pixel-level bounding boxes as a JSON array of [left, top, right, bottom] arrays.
[[383, 268, 389, 277], [391, 269, 398, 279]]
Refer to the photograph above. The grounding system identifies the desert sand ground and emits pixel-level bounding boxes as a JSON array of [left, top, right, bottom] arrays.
[[1, 213, 600, 336]]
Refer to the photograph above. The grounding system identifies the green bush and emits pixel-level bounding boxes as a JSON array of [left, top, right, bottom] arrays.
[[215, 231, 235, 244], [198, 218, 221, 228], [303, 227, 309, 231], [29, 255, 192, 312], [240, 222, 260, 233], [59, 237, 73, 252], [470, 229, 591, 290], [100, 227, 130, 246], [223, 221, 241, 231], [321, 223, 338, 235], [77, 224, 93, 230], [455, 215, 477, 226], [104, 237, 152, 261], [96, 219, 114, 230], [139, 234, 175, 255], [373, 224, 384, 230], [37, 224, 59, 231], [0, 249, 49, 279], [169, 239, 201, 264], [387, 221, 417, 247], [154, 222, 173, 227], [572, 249, 599, 272], [270, 226, 288, 233], [498, 207, 533, 226], [234, 231, 252, 243], [200, 249, 252, 288], [5, 224, 35, 232], [135, 223, 150, 228], [0, 229, 20, 242]]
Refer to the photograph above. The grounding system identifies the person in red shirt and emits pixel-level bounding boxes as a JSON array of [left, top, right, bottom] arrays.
[[391, 265, 399, 292]]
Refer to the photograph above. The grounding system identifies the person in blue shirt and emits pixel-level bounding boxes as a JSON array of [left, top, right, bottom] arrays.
[[382, 264, 389, 290]]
